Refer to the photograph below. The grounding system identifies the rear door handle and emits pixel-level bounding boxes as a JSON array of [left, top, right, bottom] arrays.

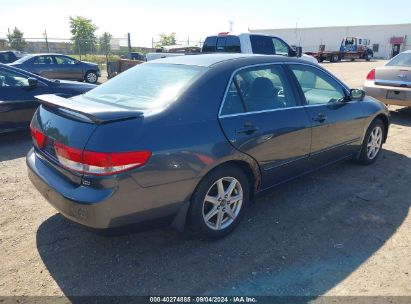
[[313, 113, 327, 123], [237, 123, 258, 135]]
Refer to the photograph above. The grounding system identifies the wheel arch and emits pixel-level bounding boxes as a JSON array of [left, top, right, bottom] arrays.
[[170, 158, 261, 232], [374, 113, 389, 143]]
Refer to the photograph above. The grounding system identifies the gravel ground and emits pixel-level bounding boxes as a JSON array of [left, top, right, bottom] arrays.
[[0, 59, 410, 297]]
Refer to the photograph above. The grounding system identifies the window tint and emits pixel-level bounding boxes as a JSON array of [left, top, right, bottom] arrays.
[[290, 65, 346, 105], [221, 65, 296, 115], [272, 38, 289, 56], [0, 68, 29, 87], [83, 63, 205, 110], [0, 53, 9, 62], [250, 35, 275, 55], [202, 36, 217, 52], [216, 37, 226, 51], [33, 56, 54, 65], [203, 35, 241, 53], [55, 56, 76, 65], [225, 36, 241, 53]]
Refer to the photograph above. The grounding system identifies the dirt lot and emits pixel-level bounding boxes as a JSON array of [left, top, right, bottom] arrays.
[[0, 59, 410, 298]]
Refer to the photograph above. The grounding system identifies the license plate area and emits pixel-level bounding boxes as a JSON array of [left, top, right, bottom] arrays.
[[387, 90, 406, 100]]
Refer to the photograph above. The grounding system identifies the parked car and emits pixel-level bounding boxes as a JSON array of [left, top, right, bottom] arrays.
[[202, 32, 318, 64], [121, 52, 146, 61], [364, 50, 411, 106], [0, 50, 26, 64], [27, 54, 389, 238], [0, 63, 95, 133], [9, 53, 101, 84]]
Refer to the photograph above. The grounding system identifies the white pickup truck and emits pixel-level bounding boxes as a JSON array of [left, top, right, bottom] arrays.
[[202, 32, 318, 64]]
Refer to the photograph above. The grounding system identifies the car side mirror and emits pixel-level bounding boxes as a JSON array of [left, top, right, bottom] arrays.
[[350, 89, 365, 101], [295, 46, 303, 57], [28, 77, 38, 89]]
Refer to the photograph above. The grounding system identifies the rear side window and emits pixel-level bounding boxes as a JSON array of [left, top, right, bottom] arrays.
[[250, 35, 275, 55], [83, 63, 205, 110], [221, 65, 296, 115], [33, 56, 54, 65]]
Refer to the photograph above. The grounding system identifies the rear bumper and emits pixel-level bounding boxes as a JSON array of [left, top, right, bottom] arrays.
[[27, 148, 188, 229], [364, 81, 411, 106]]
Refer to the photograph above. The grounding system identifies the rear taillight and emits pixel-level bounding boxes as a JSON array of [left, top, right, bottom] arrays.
[[366, 69, 375, 81], [31, 128, 151, 175], [54, 142, 151, 176], [30, 125, 46, 149]]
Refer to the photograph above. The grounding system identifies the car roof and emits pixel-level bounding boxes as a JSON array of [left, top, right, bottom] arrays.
[[146, 53, 302, 68]]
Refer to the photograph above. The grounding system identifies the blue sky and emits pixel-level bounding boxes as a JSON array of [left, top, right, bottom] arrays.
[[1, 0, 410, 47]]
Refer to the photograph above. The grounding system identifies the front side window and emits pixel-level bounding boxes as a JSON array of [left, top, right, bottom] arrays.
[[221, 65, 296, 115], [0, 68, 29, 87], [82, 63, 205, 110], [289, 65, 346, 105], [33, 56, 54, 65], [272, 38, 289, 56]]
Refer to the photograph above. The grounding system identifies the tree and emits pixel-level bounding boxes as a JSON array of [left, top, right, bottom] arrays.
[[156, 32, 176, 47], [69, 16, 97, 56], [99, 32, 112, 58], [7, 27, 27, 51]]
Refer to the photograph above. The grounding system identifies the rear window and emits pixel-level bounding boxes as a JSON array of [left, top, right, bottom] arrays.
[[202, 35, 241, 53], [83, 63, 205, 110], [387, 53, 411, 67], [202, 36, 218, 52]]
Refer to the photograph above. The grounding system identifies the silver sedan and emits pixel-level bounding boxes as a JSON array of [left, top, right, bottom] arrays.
[[364, 51, 411, 106]]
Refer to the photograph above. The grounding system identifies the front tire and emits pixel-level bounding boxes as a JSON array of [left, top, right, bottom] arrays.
[[357, 119, 385, 165], [189, 164, 250, 239], [85, 71, 98, 84]]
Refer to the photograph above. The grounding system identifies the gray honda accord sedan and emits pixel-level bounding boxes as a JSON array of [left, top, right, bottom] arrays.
[[27, 54, 390, 238]]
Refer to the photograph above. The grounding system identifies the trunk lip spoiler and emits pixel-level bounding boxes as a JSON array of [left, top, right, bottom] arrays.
[[35, 94, 144, 125]]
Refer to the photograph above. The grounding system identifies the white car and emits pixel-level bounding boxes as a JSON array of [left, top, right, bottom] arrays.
[[202, 32, 318, 65]]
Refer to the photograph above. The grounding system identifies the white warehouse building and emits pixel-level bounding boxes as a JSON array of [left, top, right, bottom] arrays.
[[250, 23, 411, 59]]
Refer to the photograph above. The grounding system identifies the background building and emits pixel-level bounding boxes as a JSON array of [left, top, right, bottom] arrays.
[[250, 23, 411, 59]]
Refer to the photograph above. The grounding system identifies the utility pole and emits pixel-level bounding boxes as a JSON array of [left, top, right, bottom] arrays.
[[127, 33, 131, 53], [43, 30, 50, 52], [229, 20, 234, 32]]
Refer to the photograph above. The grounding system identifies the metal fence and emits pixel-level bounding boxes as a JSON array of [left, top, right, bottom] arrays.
[[0, 37, 155, 59]]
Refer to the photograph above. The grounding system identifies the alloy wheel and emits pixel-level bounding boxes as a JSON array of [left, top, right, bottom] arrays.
[[202, 177, 243, 231], [86, 73, 97, 83], [367, 126, 383, 160]]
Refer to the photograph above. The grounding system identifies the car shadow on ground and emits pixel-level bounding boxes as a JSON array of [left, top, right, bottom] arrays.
[[389, 106, 411, 127], [36, 149, 411, 297], [0, 130, 32, 161]]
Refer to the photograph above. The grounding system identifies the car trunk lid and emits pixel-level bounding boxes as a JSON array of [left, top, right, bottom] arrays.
[[31, 94, 145, 185], [375, 66, 411, 88]]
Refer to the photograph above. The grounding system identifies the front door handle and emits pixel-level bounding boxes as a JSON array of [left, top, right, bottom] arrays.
[[313, 113, 327, 123], [237, 123, 258, 135]]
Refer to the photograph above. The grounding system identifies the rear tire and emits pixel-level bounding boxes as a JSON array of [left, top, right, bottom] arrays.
[[330, 54, 339, 62], [366, 53, 372, 61], [357, 119, 385, 165], [188, 164, 250, 239]]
